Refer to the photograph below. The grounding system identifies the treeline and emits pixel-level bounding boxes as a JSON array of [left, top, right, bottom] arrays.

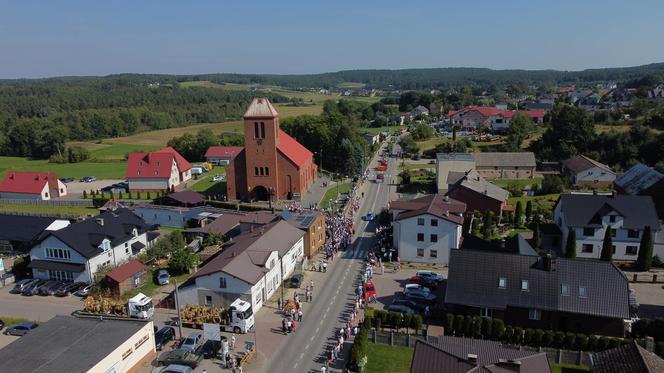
[[167, 130, 243, 162], [0, 77, 286, 158]]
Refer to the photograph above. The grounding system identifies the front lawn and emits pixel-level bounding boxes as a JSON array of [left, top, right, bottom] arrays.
[[0, 203, 98, 218], [320, 182, 352, 209], [364, 343, 414, 373], [508, 193, 560, 213], [550, 363, 591, 373]]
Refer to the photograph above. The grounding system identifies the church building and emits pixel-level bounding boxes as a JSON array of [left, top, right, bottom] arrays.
[[226, 98, 317, 201]]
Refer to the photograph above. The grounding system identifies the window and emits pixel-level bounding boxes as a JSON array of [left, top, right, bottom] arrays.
[[49, 270, 74, 281], [561, 284, 570, 296], [260, 122, 265, 138], [205, 296, 212, 305], [498, 277, 507, 289], [219, 277, 227, 288], [628, 229, 640, 238], [417, 233, 424, 242], [254, 122, 259, 138], [430, 250, 437, 258], [579, 287, 588, 298], [583, 228, 594, 236], [626, 246, 638, 255], [612, 245, 616, 254], [45, 248, 71, 260], [255, 167, 259, 176], [521, 280, 529, 291], [431, 219, 438, 227], [582, 244, 593, 253], [529, 309, 541, 321], [416, 248, 424, 257], [122, 348, 133, 360], [265, 167, 269, 176], [259, 167, 264, 176], [609, 215, 616, 223], [480, 308, 492, 318], [417, 218, 425, 226], [430, 234, 438, 243]]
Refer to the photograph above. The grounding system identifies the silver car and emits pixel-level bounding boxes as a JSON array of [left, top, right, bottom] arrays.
[[180, 332, 203, 352]]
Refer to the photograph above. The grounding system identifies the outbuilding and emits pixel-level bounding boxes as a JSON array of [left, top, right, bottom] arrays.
[[103, 259, 147, 296]]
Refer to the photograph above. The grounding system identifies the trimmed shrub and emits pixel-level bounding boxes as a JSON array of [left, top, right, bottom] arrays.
[[379, 310, 389, 329], [598, 336, 610, 351], [608, 338, 621, 349], [411, 314, 423, 335], [524, 328, 535, 345], [576, 334, 588, 351], [446, 313, 455, 333], [403, 314, 413, 333], [388, 312, 401, 330], [492, 319, 505, 340], [374, 316, 381, 331], [587, 335, 599, 351], [472, 316, 482, 338], [512, 327, 524, 345], [505, 326, 514, 342], [454, 315, 465, 336], [481, 317, 493, 339], [542, 330, 554, 347], [553, 331, 565, 348], [564, 332, 576, 350], [534, 329, 545, 347], [463, 315, 473, 337]]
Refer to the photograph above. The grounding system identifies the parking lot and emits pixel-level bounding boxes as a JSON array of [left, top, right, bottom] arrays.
[[62, 179, 124, 197]]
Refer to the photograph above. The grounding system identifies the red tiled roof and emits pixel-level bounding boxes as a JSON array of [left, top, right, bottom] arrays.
[[205, 146, 244, 159], [278, 130, 314, 168], [0, 171, 58, 195], [391, 194, 466, 224], [105, 259, 145, 283], [126, 147, 192, 179]]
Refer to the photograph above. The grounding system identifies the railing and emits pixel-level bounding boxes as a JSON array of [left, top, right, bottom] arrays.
[[0, 198, 93, 206], [627, 273, 664, 283]]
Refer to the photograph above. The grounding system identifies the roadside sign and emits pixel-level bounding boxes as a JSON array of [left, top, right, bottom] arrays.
[[203, 323, 221, 341]]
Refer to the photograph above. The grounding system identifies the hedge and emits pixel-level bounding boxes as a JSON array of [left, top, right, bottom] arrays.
[[366, 309, 423, 334], [442, 313, 637, 353]]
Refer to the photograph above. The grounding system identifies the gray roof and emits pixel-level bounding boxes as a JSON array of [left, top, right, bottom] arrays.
[[189, 220, 304, 285], [45, 208, 152, 258], [591, 343, 664, 373], [461, 235, 538, 257], [472, 152, 536, 168], [563, 154, 613, 174], [0, 215, 63, 246], [448, 170, 509, 202], [411, 337, 550, 373], [445, 249, 631, 319], [437, 153, 475, 162], [0, 315, 148, 373], [556, 193, 661, 230], [615, 163, 664, 195]]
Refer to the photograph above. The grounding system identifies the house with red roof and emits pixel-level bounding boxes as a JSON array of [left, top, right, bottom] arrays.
[[205, 146, 244, 166], [448, 106, 545, 132], [126, 146, 192, 192], [103, 259, 147, 295], [0, 171, 67, 200], [226, 97, 317, 201]]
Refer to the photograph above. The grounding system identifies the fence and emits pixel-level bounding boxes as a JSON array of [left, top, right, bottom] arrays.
[[0, 198, 93, 207], [628, 272, 664, 283], [370, 329, 592, 366]]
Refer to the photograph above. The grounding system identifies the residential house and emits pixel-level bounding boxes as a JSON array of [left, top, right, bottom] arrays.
[[411, 105, 429, 117], [615, 163, 664, 216], [0, 171, 67, 200], [0, 215, 70, 255], [578, 92, 603, 111], [562, 154, 616, 188], [524, 101, 554, 111], [460, 234, 538, 256], [158, 191, 206, 207], [445, 249, 632, 337], [410, 337, 551, 373], [553, 193, 663, 261], [591, 342, 664, 373], [361, 133, 380, 146], [447, 106, 544, 132], [177, 220, 304, 312], [472, 152, 536, 179], [28, 209, 155, 283], [103, 259, 147, 296], [567, 89, 594, 104], [389, 194, 466, 265], [648, 83, 664, 99], [0, 315, 156, 373], [279, 211, 326, 259], [126, 147, 192, 192], [446, 170, 510, 216], [204, 146, 244, 166]]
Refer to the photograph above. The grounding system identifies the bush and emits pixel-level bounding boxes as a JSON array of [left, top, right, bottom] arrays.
[[48, 153, 67, 163], [505, 326, 514, 342], [564, 332, 576, 350], [608, 338, 621, 349], [481, 317, 493, 339], [512, 327, 524, 344], [403, 313, 413, 333], [388, 312, 401, 330], [446, 313, 455, 332], [411, 314, 423, 335], [534, 329, 545, 347], [587, 335, 599, 351], [92, 197, 110, 208], [542, 330, 554, 347], [524, 328, 535, 345], [539, 175, 565, 195], [454, 315, 465, 336], [553, 331, 565, 348], [492, 318, 505, 340], [67, 146, 90, 163], [463, 315, 474, 337], [598, 336, 610, 351], [576, 333, 588, 351], [472, 316, 482, 338]]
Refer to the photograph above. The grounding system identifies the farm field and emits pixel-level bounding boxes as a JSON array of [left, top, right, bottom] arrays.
[[0, 156, 128, 179], [0, 203, 97, 217]]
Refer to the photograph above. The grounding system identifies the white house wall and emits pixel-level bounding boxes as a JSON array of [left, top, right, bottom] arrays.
[[574, 166, 616, 184], [394, 213, 461, 265], [89, 321, 155, 373]]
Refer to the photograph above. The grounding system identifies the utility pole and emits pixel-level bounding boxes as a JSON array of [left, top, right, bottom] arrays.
[[173, 279, 184, 339]]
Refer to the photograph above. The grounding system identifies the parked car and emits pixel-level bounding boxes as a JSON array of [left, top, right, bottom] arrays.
[[38, 280, 64, 296], [80, 176, 97, 182], [363, 281, 377, 302], [11, 279, 37, 294], [21, 280, 45, 296], [404, 283, 431, 294], [55, 282, 86, 297], [404, 291, 437, 305], [74, 284, 93, 297], [157, 269, 170, 286], [363, 212, 375, 221], [156, 349, 203, 368], [180, 332, 203, 352], [391, 299, 428, 314], [385, 304, 417, 315], [155, 326, 176, 351], [0, 319, 4, 331], [212, 174, 224, 182], [59, 177, 75, 183], [4, 322, 38, 336], [288, 274, 303, 288], [407, 275, 438, 290], [161, 364, 193, 373], [415, 271, 445, 282], [196, 339, 223, 359]]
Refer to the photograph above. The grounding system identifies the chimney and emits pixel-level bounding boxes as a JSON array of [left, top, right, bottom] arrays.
[[467, 354, 478, 363], [543, 253, 554, 271], [95, 218, 104, 226], [646, 336, 655, 352]]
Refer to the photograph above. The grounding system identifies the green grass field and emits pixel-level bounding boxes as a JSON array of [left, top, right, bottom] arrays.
[[189, 171, 227, 197], [0, 203, 98, 217], [508, 193, 560, 212], [489, 178, 543, 188], [0, 156, 128, 179], [550, 363, 591, 373], [364, 344, 414, 373], [319, 182, 352, 209]]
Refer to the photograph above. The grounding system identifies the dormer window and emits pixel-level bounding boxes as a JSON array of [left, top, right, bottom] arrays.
[[133, 228, 138, 237], [609, 215, 616, 223]]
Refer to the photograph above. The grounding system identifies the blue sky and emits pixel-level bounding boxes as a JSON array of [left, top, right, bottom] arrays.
[[1, 0, 663, 78]]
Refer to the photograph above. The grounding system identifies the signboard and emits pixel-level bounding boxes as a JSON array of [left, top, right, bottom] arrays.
[[0, 258, 4, 272], [203, 323, 221, 341]]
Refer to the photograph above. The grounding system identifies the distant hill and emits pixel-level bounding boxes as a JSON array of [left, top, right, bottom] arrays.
[[3, 62, 663, 90]]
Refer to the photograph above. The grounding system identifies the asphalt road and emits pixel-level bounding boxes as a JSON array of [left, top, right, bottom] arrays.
[[268, 140, 399, 373]]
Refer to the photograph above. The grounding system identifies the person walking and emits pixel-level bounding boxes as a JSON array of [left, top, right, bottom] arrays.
[[282, 318, 287, 335], [291, 318, 297, 332], [298, 309, 303, 322], [310, 279, 314, 290], [230, 334, 236, 350]]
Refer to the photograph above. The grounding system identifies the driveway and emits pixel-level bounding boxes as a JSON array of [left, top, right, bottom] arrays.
[[63, 179, 125, 198], [630, 282, 664, 319]]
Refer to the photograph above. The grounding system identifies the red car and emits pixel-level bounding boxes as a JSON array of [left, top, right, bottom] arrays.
[[374, 165, 386, 171], [407, 275, 438, 290], [379, 159, 388, 165], [376, 174, 384, 180], [363, 281, 377, 302]]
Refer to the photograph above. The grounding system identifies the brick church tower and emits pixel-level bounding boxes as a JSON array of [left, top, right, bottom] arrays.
[[225, 97, 318, 201]]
